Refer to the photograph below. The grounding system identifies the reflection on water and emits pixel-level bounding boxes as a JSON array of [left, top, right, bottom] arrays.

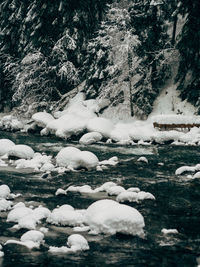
[[0, 131, 200, 266]]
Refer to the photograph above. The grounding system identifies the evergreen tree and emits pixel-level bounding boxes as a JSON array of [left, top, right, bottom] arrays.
[[176, 0, 200, 112], [129, 0, 169, 118]]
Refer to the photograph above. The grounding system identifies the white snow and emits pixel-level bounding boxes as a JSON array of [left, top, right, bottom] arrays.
[[66, 185, 94, 194], [32, 112, 54, 128], [5, 230, 44, 249], [87, 117, 114, 138], [161, 228, 179, 235], [14, 152, 53, 171], [67, 234, 89, 252], [152, 115, 200, 125], [0, 139, 15, 157], [8, 145, 34, 159], [7, 204, 50, 230], [47, 204, 85, 226], [56, 147, 99, 170], [0, 199, 12, 211], [0, 184, 11, 199], [137, 156, 148, 163], [79, 132, 102, 145], [116, 191, 155, 203], [175, 164, 200, 175], [106, 185, 126, 196], [49, 234, 89, 253], [193, 171, 200, 178], [84, 199, 145, 236]]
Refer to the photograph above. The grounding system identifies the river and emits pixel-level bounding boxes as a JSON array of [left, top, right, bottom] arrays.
[[0, 131, 200, 267]]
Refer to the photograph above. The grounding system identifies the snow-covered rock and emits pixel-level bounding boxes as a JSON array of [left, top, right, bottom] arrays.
[[116, 191, 138, 203], [8, 145, 34, 159], [47, 205, 84, 226], [79, 132, 102, 145], [0, 199, 12, 211], [56, 147, 99, 170], [0, 184, 11, 199], [32, 112, 54, 128], [175, 164, 200, 175], [137, 156, 148, 163], [7, 206, 33, 223], [21, 230, 44, 243], [66, 185, 94, 194], [193, 171, 200, 178], [87, 117, 114, 138], [85, 199, 145, 236], [99, 156, 119, 166], [49, 234, 89, 253], [161, 228, 179, 235], [67, 234, 89, 252], [106, 185, 126, 196], [14, 153, 53, 171], [5, 230, 44, 249], [0, 139, 15, 156]]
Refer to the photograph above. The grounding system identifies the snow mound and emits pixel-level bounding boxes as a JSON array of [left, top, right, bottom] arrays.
[[47, 205, 85, 226], [8, 145, 34, 159], [0, 115, 24, 131], [67, 234, 89, 252], [137, 156, 148, 163], [66, 185, 94, 194], [7, 206, 33, 223], [175, 164, 200, 175], [49, 234, 89, 253], [79, 132, 102, 145], [5, 230, 45, 249], [0, 184, 11, 199], [0, 139, 15, 156], [193, 171, 200, 178], [99, 156, 119, 166], [14, 153, 53, 171], [116, 191, 155, 203], [21, 230, 44, 243], [0, 199, 12, 211], [85, 199, 145, 236], [106, 185, 126, 196], [56, 147, 99, 170], [32, 112, 54, 127], [161, 228, 178, 235], [87, 117, 114, 138], [7, 204, 50, 230]]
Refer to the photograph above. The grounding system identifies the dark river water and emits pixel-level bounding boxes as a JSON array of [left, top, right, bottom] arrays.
[[0, 131, 200, 267]]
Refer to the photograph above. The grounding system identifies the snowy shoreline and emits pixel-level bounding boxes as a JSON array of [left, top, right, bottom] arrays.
[[1, 93, 200, 147]]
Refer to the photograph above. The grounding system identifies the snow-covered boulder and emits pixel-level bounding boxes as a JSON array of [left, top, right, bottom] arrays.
[[7, 206, 33, 223], [56, 147, 99, 170], [47, 205, 84, 226], [84, 199, 145, 236], [0, 184, 11, 199], [79, 132, 102, 145], [106, 185, 126, 196], [0, 199, 12, 211], [56, 147, 81, 168], [55, 115, 86, 139], [87, 117, 114, 138], [137, 157, 148, 163], [161, 228, 178, 235], [32, 112, 54, 128], [21, 230, 44, 244], [67, 234, 89, 252], [116, 191, 138, 203], [8, 145, 34, 159], [49, 234, 89, 253], [0, 139, 15, 156]]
